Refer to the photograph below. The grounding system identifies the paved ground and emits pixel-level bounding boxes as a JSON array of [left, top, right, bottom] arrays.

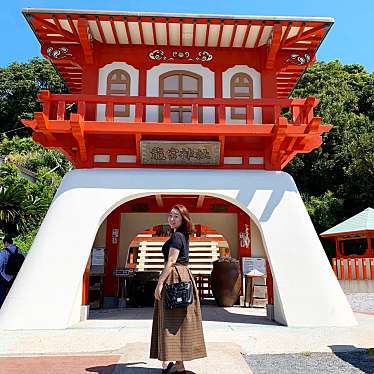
[[244, 351, 374, 374], [0, 295, 374, 373]]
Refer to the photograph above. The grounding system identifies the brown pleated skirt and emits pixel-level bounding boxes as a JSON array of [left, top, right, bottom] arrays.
[[150, 263, 207, 361]]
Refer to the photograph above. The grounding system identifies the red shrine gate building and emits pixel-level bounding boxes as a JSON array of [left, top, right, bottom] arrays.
[[0, 8, 356, 329]]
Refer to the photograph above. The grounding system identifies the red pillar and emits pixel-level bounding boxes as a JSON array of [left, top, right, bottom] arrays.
[[81, 64, 99, 120], [335, 237, 341, 257], [237, 210, 251, 260], [367, 234, 373, 256], [215, 69, 223, 123], [82, 257, 90, 305], [104, 208, 121, 297]]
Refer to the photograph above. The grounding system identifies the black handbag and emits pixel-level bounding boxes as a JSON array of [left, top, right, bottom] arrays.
[[165, 280, 193, 309]]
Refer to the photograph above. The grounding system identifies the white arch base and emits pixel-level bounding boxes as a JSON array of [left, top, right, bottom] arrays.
[[0, 169, 356, 330]]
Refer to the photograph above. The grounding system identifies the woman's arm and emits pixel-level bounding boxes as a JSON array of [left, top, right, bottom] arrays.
[[154, 247, 179, 301]]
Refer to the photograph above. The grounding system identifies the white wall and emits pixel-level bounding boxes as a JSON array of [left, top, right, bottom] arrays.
[[146, 63, 215, 123], [0, 169, 357, 329], [97, 62, 139, 122], [222, 65, 262, 124]]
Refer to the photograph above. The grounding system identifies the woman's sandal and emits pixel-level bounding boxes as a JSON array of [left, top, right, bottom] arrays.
[[162, 362, 176, 373]]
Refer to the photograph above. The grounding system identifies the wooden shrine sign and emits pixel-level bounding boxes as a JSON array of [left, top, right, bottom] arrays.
[[140, 141, 220, 165]]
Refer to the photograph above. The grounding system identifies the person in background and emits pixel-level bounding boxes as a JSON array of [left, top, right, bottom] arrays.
[[0, 236, 17, 308]]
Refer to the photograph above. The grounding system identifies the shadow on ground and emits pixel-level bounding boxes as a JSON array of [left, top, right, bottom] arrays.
[[86, 363, 196, 374], [330, 345, 374, 374], [89, 304, 278, 326]]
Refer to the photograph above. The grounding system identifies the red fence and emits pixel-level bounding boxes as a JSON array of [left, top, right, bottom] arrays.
[[37, 90, 318, 126], [332, 256, 374, 280]]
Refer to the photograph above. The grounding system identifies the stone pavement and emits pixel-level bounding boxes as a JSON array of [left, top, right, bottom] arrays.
[[0, 305, 374, 373]]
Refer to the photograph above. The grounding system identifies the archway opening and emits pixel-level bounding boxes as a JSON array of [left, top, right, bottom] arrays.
[[83, 193, 274, 323]]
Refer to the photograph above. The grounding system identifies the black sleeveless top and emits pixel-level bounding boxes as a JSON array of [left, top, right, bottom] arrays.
[[162, 231, 189, 265]]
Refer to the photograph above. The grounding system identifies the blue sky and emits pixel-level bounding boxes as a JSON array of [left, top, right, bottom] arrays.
[[2, 0, 373, 71]]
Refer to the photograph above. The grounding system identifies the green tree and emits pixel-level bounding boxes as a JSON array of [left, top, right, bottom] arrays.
[[0, 58, 66, 135], [286, 60, 374, 231]]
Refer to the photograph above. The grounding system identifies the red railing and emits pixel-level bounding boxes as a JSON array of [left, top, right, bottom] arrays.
[[38, 90, 318, 126], [332, 256, 374, 281]]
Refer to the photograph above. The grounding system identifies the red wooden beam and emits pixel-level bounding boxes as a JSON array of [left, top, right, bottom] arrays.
[[96, 17, 107, 43], [179, 18, 183, 46], [166, 19, 170, 46], [229, 22, 238, 48], [196, 195, 205, 209], [241, 23, 251, 48], [253, 24, 264, 48], [110, 17, 120, 45], [204, 21, 211, 47], [67, 15, 79, 40], [216, 20, 225, 47], [192, 20, 197, 47], [283, 24, 328, 48], [138, 18, 145, 45], [124, 18, 133, 45], [265, 24, 282, 69], [280, 23, 292, 46], [77, 18, 94, 64], [152, 19, 157, 45]]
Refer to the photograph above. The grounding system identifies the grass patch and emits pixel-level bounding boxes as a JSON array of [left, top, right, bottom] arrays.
[[301, 351, 312, 357]]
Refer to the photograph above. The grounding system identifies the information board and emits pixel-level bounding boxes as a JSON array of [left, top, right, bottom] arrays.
[[242, 257, 266, 276]]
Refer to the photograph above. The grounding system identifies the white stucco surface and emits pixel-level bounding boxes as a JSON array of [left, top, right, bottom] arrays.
[[0, 169, 356, 329]]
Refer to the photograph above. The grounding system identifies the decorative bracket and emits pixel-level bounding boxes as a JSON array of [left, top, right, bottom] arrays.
[[77, 17, 94, 64], [265, 24, 282, 69], [70, 113, 87, 161]]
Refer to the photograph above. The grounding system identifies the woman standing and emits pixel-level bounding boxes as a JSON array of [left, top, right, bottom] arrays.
[[150, 204, 207, 373]]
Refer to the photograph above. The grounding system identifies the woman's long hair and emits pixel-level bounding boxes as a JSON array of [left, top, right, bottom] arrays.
[[172, 204, 195, 236]]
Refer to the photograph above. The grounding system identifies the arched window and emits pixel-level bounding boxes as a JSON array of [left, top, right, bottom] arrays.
[[159, 70, 203, 123], [230, 73, 253, 120], [107, 69, 130, 117]]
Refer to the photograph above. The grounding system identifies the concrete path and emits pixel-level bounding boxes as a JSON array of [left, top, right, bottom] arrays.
[[1, 305, 374, 373]]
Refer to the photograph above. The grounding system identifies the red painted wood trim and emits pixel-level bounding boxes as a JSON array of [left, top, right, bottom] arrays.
[[340, 259, 345, 280], [370, 258, 374, 280], [253, 24, 264, 48], [192, 20, 197, 47], [362, 259, 367, 280], [152, 19, 157, 45], [354, 258, 360, 280], [110, 17, 120, 45], [347, 258, 352, 280], [63, 17, 78, 41], [179, 19, 183, 46], [204, 22, 211, 47], [138, 18, 145, 45], [241, 23, 251, 48], [82, 257, 90, 305], [124, 18, 133, 45], [229, 22, 238, 48], [217, 21, 225, 47], [332, 258, 337, 277], [166, 19, 170, 46], [96, 17, 107, 43]]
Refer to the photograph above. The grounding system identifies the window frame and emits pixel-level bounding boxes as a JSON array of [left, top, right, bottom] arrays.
[[159, 70, 203, 123], [106, 69, 131, 118], [230, 72, 253, 120]]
